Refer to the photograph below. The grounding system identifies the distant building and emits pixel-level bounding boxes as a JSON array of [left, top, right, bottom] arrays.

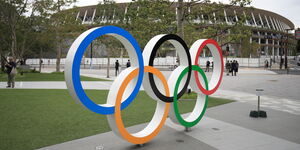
[[70, 2, 296, 58]]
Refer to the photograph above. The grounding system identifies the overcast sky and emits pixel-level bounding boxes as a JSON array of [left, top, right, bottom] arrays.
[[74, 0, 300, 29]]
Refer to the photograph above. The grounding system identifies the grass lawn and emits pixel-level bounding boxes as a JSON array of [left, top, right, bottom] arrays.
[[0, 72, 109, 81], [0, 89, 234, 150]]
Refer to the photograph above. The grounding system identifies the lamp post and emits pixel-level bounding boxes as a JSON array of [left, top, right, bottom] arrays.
[[284, 28, 294, 70], [90, 41, 93, 69], [280, 34, 283, 69], [226, 44, 229, 62]]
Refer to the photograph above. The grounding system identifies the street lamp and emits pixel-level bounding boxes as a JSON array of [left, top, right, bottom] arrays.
[[284, 28, 294, 70], [279, 34, 283, 69], [226, 45, 229, 62], [90, 41, 93, 69]]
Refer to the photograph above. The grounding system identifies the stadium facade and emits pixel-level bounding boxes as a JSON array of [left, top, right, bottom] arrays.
[[71, 2, 296, 59]]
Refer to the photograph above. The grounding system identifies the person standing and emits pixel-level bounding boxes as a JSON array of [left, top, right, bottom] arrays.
[[115, 60, 119, 76], [231, 60, 236, 76], [265, 60, 269, 69], [205, 60, 210, 72], [126, 60, 131, 68], [5, 57, 17, 88], [229, 60, 233, 75]]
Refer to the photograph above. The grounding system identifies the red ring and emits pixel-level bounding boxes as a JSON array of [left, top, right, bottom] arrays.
[[194, 39, 224, 95]]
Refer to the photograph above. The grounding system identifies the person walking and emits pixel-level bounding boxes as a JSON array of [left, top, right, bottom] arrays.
[[225, 61, 230, 75], [5, 57, 17, 88], [115, 60, 119, 76], [126, 59, 131, 68], [205, 60, 210, 72], [234, 60, 239, 76]]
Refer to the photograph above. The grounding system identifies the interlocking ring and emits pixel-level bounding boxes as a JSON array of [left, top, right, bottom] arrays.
[[65, 26, 144, 115], [65, 26, 224, 144]]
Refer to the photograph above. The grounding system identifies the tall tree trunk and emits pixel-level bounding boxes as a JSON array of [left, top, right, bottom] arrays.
[[39, 48, 43, 72], [176, 0, 184, 65], [56, 42, 61, 72], [177, 0, 184, 39], [106, 55, 110, 78], [11, 24, 17, 60]]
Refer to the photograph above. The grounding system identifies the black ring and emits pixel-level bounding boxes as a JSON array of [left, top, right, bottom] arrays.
[[148, 34, 192, 103]]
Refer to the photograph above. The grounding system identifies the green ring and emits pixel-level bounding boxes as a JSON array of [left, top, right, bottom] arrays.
[[173, 65, 209, 127]]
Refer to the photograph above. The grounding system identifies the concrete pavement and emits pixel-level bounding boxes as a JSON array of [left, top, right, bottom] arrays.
[[2, 67, 300, 149], [39, 103, 300, 150]]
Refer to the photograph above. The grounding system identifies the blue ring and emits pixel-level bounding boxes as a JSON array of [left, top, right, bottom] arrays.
[[72, 26, 144, 115]]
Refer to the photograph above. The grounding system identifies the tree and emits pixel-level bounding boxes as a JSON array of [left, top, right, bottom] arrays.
[[0, 0, 29, 60], [176, 0, 252, 57], [39, 0, 81, 72], [0, 10, 10, 72], [123, 0, 252, 57], [241, 39, 260, 57], [124, 0, 176, 48]]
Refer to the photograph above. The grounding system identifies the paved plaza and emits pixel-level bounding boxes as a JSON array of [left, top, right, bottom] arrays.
[[1, 67, 300, 150]]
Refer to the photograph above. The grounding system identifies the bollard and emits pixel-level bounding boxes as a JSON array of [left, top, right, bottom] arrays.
[[250, 89, 267, 118], [185, 127, 191, 132]]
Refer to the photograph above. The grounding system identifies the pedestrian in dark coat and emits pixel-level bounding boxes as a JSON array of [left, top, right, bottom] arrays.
[[5, 57, 17, 88], [126, 60, 131, 68], [205, 60, 210, 72], [115, 60, 119, 76], [225, 61, 230, 75]]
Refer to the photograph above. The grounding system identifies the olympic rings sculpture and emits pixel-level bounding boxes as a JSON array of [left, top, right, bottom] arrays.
[[65, 26, 224, 144]]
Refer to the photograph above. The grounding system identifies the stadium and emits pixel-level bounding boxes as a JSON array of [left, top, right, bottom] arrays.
[[70, 2, 296, 59]]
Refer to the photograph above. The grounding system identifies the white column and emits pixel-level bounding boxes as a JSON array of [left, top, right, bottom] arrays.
[[234, 10, 238, 22], [273, 18, 281, 31], [251, 12, 257, 26], [91, 9, 96, 23], [265, 32, 269, 56], [102, 9, 106, 23], [112, 9, 116, 23], [213, 12, 217, 22], [124, 6, 128, 22], [243, 11, 248, 25], [269, 16, 276, 30], [264, 15, 271, 29], [279, 21, 285, 30], [82, 10, 87, 24], [258, 32, 261, 44], [224, 9, 229, 24], [258, 13, 264, 28], [277, 19, 284, 31]]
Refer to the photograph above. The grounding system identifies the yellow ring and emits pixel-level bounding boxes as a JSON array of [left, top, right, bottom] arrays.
[[114, 66, 170, 144]]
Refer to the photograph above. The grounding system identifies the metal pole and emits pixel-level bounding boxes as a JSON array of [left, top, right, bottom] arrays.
[[90, 41, 93, 69], [258, 95, 260, 112], [285, 30, 288, 69], [280, 35, 283, 69]]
